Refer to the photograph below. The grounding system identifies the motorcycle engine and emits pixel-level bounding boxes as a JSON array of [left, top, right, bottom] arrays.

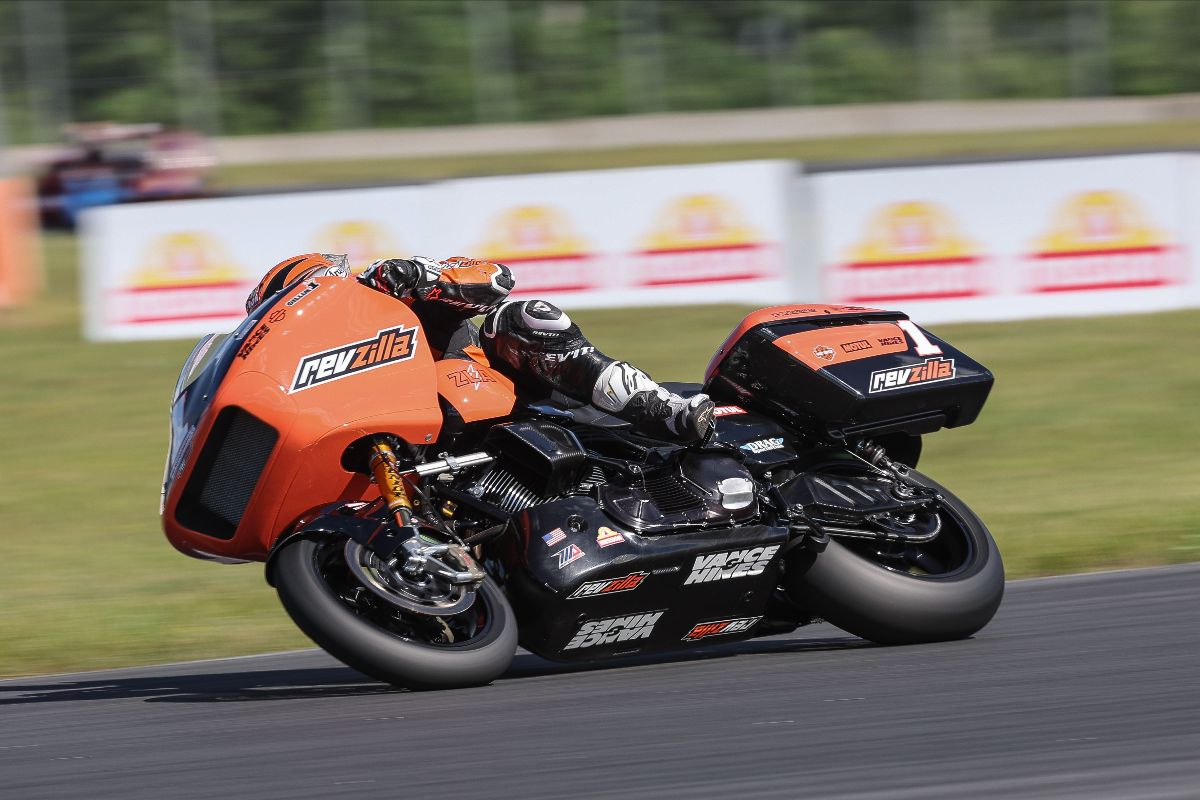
[[465, 420, 589, 514], [598, 452, 759, 533], [457, 419, 759, 533]]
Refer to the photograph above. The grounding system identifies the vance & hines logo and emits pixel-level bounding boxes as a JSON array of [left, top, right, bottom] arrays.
[[684, 545, 780, 585], [290, 325, 418, 393], [563, 611, 664, 650]]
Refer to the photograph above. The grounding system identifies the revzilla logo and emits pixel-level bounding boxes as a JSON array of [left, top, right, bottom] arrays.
[[563, 611, 663, 650], [682, 616, 762, 641], [290, 325, 418, 393], [568, 571, 648, 600], [868, 357, 956, 394], [684, 545, 780, 585]]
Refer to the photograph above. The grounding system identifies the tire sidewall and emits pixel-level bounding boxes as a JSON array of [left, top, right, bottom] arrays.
[[275, 537, 518, 689]]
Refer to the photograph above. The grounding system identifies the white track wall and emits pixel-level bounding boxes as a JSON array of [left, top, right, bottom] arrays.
[[808, 153, 1195, 326], [82, 154, 1200, 341]]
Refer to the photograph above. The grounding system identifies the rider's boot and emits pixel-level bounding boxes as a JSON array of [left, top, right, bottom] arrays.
[[591, 362, 716, 443]]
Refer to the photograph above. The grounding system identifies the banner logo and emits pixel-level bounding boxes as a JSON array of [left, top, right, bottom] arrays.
[[111, 231, 249, 326], [475, 205, 596, 294], [831, 202, 985, 304], [630, 194, 780, 287], [311, 220, 400, 272], [1026, 191, 1183, 293]]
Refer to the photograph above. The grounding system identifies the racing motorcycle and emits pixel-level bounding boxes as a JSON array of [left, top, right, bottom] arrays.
[[161, 275, 1002, 689]]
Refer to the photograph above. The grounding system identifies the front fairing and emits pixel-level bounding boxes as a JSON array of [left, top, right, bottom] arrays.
[[161, 310, 262, 513]]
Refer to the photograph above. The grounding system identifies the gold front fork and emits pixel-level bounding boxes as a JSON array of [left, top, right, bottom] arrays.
[[368, 438, 415, 528]]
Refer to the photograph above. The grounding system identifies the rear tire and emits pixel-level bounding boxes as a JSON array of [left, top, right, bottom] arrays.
[[785, 468, 1003, 645], [274, 537, 518, 689]]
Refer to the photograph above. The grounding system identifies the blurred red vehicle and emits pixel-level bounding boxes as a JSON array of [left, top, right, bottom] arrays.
[[36, 122, 214, 228]]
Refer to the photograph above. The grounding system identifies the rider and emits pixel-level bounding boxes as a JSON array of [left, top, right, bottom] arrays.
[[245, 253, 716, 442]]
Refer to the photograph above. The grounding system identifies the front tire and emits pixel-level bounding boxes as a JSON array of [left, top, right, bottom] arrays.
[[274, 537, 518, 689], [785, 469, 1004, 645]]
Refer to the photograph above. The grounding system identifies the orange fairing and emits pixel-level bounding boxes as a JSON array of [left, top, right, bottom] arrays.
[[774, 323, 910, 371], [435, 360, 517, 423], [162, 276, 442, 562], [705, 304, 885, 381]]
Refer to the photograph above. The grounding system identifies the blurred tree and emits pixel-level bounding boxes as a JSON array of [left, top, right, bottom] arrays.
[[0, 0, 1198, 143]]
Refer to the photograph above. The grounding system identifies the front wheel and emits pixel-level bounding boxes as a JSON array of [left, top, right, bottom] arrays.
[[784, 468, 1004, 645], [274, 537, 518, 689]]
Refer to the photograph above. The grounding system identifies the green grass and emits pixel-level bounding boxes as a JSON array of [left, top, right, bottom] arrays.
[[2, 230, 1199, 677], [215, 119, 1200, 188]]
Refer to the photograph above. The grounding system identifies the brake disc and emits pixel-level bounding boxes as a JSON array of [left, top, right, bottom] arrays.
[[344, 540, 477, 617]]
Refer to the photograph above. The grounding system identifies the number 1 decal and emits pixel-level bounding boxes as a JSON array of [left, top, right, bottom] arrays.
[[897, 320, 943, 356]]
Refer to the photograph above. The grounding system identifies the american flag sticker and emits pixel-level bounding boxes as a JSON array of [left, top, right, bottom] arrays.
[[542, 528, 567, 547], [555, 543, 585, 569]]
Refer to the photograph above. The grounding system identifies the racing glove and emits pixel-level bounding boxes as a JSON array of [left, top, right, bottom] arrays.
[[360, 256, 514, 315]]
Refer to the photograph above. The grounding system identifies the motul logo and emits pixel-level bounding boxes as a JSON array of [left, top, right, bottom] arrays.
[[290, 325, 418, 393], [868, 357, 956, 394], [568, 571, 648, 599]]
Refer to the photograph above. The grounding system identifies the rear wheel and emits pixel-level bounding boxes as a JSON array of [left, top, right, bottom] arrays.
[[784, 467, 1003, 645], [274, 537, 518, 689]]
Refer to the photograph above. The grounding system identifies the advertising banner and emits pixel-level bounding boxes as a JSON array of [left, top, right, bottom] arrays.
[[809, 154, 1194, 325], [436, 160, 795, 309], [82, 161, 796, 340], [82, 186, 435, 341]]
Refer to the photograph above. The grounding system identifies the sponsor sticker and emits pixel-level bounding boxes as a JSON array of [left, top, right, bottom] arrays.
[[813, 345, 835, 362], [563, 611, 664, 650], [237, 323, 270, 359], [285, 280, 320, 307], [568, 571, 648, 600], [868, 357, 956, 394], [741, 437, 784, 454], [448, 364, 495, 389], [268, 308, 286, 324], [684, 544, 780, 585], [596, 526, 624, 548], [682, 616, 762, 642], [542, 528, 567, 547], [289, 325, 418, 393], [713, 405, 746, 417], [554, 543, 585, 569], [877, 335, 904, 346], [840, 339, 871, 353]]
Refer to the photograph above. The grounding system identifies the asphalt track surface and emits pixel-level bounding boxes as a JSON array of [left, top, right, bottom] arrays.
[[3, 564, 1199, 800]]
